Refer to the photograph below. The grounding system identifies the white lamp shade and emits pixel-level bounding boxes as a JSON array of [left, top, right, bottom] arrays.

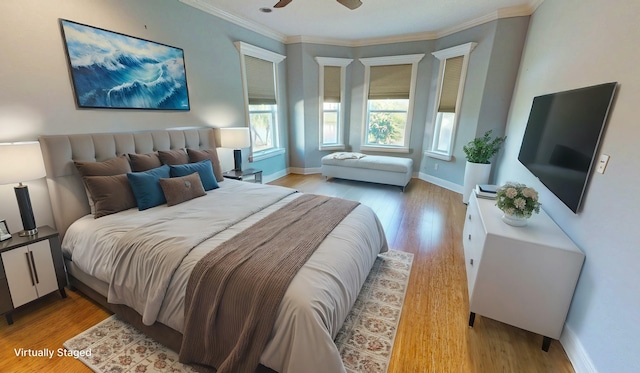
[[0, 141, 47, 184], [220, 127, 251, 149]]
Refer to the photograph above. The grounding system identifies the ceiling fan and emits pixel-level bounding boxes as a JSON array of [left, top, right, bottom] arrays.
[[274, 0, 362, 10]]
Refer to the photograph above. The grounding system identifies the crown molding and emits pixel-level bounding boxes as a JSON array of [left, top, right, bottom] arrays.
[[350, 31, 441, 47], [286, 31, 441, 47], [434, 1, 539, 39], [286, 35, 355, 47], [179, 0, 542, 47], [178, 0, 286, 43]]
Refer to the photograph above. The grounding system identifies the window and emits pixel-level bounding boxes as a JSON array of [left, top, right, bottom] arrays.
[[235, 42, 286, 160], [360, 54, 424, 153], [316, 57, 353, 150], [248, 103, 277, 152], [426, 42, 477, 161]]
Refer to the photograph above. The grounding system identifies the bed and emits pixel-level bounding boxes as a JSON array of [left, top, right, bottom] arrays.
[[39, 128, 388, 373]]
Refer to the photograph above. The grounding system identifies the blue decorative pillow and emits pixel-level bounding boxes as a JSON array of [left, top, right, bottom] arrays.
[[169, 160, 219, 191], [127, 164, 171, 210]]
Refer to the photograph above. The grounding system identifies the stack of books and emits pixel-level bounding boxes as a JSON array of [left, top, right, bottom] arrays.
[[475, 184, 498, 200]]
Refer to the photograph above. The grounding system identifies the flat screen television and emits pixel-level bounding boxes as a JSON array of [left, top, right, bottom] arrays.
[[518, 82, 617, 213]]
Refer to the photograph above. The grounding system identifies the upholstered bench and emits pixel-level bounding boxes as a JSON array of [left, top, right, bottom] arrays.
[[321, 153, 413, 191]]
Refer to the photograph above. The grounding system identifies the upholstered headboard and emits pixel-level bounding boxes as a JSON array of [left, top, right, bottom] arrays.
[[39, 128, 218, 240]]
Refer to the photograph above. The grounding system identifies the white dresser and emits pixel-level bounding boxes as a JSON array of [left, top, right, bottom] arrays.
[[463, 193, 585, 350]]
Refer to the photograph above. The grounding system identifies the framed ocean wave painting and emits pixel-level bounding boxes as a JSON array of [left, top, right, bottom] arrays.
[[60, 19, 190, 110]]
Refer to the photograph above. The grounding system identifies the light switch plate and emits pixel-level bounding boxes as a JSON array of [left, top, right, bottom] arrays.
[[596, 154, 610, 174]]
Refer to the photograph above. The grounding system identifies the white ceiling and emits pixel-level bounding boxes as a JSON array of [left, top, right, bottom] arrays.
[[179, 0, 541, 45]]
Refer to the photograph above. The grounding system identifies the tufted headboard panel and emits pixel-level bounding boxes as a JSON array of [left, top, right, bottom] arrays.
[[39, 128, 218, 239]]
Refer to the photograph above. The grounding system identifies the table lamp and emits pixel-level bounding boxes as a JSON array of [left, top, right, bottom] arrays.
[[220, 127, 251, 171], [0, 141, 47, 236]]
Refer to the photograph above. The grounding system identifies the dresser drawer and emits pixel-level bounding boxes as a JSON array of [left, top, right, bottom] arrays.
[[463, 196, 486, 298]]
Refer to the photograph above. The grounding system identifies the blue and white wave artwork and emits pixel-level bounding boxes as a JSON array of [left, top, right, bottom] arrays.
[[61, 20, 190, 110]]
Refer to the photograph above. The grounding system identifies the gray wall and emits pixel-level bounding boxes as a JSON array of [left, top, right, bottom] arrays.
[[285, 41, 438, 171], [286, 39, 438, 171], [280, 17, 529, 185], [285, 43, 307, 169], [494, 0, 640, 371], [285, 42, 353, 170], [0, 0, 288, 232], [420, 17, 529, 186]]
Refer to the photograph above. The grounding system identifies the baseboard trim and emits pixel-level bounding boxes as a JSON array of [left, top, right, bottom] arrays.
[[262, 169, 289, 184], [419, 172, 464, 194], [288, 167, 322, 175], [560, 325, 598, 373]]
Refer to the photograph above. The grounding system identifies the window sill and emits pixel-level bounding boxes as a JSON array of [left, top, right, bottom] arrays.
[[360, 145, 409, 154], [252, 148, 286, 162], [319, 144, 346, 151], [425, 150, 452, 161]]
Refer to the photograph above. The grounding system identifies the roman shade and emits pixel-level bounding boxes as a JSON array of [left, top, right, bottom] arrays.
[[368, 64, 412, 100], [324, 66, 341, 103], [246, 55, 276, 105], [437, 56, 464, 113]]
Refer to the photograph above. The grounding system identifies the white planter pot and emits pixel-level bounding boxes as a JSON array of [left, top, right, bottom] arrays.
[[462, 161, 492, 204], [501, 212, 529, 227]]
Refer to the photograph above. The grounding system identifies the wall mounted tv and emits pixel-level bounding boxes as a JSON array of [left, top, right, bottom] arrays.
[[518, 82, 617, 213]]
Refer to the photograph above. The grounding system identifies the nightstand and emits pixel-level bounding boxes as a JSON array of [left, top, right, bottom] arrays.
[[0, 225, 67, 325], [222, 168, 263, 184]]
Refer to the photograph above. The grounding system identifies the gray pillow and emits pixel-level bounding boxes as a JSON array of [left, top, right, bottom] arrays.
[[83, 174, 137, 218], [186, 148, 224, 182], [129, 152, 162, 172], [159, 172, 206, 207], [74, 154, 131, 176], [158, 149, 188, 165], [74, 155, 132, 215]]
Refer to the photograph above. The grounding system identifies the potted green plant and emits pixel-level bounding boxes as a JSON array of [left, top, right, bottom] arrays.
[[462, 130, 506, 203]]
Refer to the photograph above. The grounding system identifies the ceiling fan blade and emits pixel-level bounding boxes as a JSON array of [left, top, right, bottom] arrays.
[[274, 0, 293, 8], [337, 0, 362, 10]]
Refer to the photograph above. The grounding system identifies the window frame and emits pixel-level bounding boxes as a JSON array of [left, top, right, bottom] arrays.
[[359, 54, 424, 153], [425, 42, 477, 161], [315, 57, 353, 151], [234, 41, 286, 161]]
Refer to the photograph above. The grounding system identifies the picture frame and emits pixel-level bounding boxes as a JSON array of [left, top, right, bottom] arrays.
[[0, 219, 11, 242], [60, 19, 190, 110]]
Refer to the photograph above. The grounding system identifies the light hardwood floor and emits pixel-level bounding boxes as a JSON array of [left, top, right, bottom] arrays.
[[0, 175, 575, 372]]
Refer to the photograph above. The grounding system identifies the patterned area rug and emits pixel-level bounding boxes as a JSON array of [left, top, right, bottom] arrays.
[[64, 250, 413, 373]]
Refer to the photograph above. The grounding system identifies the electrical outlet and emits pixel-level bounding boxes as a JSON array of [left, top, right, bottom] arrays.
[[596, 154, 610, 174], [434, 163, 439, 171]]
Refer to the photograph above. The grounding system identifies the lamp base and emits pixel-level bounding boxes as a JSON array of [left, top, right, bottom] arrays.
[[19, 228, 39, 237], [233, 149, 243, 171], [15, 184, 38, 236]]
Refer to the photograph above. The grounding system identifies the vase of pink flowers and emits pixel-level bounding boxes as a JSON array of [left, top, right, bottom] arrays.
[[495, 182, 542, 227]]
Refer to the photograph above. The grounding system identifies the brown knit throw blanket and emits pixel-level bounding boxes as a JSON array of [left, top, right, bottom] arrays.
[[179, 194, 360, 373]]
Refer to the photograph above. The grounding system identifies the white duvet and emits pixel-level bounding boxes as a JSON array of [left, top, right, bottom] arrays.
[[63, 179, 388, 373]]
